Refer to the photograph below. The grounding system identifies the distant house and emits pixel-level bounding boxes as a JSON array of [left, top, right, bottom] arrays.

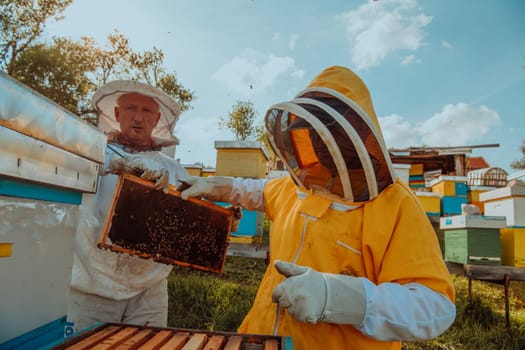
[[466, 156, 490, 172], [389, 144, 499, 176]]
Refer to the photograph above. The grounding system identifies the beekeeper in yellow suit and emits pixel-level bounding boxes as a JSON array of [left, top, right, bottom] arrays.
[[181, 66, 455, 349]]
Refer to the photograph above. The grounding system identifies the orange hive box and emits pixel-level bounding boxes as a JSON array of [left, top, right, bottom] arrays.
[[98, 174, 233, 274], [47, 323, 289, 350]]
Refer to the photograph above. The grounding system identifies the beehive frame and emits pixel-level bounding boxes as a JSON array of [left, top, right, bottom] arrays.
[[98, 174, 233, 273], [48, 323, 290, 350]]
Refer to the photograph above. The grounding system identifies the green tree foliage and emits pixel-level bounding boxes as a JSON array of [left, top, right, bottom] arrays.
[[219, 100, 258, 141], [2, 2, 194, 123], [0, 0, 73, 75], [130, 47, 193, 112], [11, 37, 97, 120], [510, 140, 525, 170]]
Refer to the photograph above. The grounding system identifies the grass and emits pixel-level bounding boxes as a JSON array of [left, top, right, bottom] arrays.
[[167, 256, 525, 349]]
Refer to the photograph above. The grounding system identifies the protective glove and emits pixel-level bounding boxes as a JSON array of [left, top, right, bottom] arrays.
[[109, 154, 170, 193], [179, 176, 234, 202], [272, 260, 366, 325]]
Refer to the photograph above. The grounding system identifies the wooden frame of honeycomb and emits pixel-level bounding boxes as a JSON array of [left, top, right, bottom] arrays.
[[98, 174, 233, 274], [48, 323, 289, 349]]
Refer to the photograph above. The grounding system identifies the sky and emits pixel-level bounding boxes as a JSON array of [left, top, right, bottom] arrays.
[[43, 0, 525, 174]]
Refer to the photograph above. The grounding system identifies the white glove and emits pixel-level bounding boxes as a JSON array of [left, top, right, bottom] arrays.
[[109, 154, 170, 193], [180, 176, 234, 202], [272, 260, 366, 325]]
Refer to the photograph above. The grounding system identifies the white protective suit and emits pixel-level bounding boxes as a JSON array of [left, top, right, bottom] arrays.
[[68, 80, 190, 330]]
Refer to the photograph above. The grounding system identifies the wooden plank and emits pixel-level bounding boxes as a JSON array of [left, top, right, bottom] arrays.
[[91, 327, 140, 350], [226, 242, 268, 259], [157, 332, 190, 350], [180, 333, 207, 350], [263, 339, 279, 350], [202, 335, 225, 350], [66, 326, 122, 350], [138, 330, 174, 350], [114, 329, 154, 350], [464, 264, 525, 282], [222, 336, 243, 350], [446, 261, 466, 275]]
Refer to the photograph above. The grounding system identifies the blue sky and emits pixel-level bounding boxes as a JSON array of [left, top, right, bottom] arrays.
[[44, 0, 525, 173]]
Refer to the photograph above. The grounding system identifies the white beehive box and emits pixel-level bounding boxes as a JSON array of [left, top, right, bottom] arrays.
[[480, 185, 525, 227], [440, 215, 507, 230], [0, 72, 106, 342], [393, 163, 411, 185]]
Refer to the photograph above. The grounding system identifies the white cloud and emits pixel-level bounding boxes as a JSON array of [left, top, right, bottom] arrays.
[[379, 103, 501, 149], [442, 40, 453, 49], [339, 0, 432, 70], [212, 49, 304, 95], [380, 113, 419, 148], [418, 103, 501, 146], [289, 34, 299, 50], [401, 54, 420, 65]]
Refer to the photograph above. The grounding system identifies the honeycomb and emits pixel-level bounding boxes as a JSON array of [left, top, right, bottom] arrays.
[[98, 174, 233, 273]]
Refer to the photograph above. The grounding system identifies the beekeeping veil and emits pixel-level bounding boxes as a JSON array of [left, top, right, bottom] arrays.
[[93, 80, 181, 147], [264, 66, 396, 202]]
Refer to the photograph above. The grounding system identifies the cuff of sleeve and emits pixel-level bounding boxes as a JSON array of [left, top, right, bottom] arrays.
[[321, 274, 366, 325]]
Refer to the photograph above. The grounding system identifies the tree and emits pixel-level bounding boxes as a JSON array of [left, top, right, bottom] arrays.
[[130, 47, 193, 112], [219, 101, 258, 141], [9, 32, 195, 124], [0, 0, 73, 75], [510, 140, 525, 170], [11, 36, 97, 120], [2, 2, 194, 124]]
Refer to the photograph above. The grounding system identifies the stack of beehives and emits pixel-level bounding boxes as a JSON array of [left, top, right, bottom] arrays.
[[480, 182, 525, 267], [408, 164, 425, 190], [440, 214, 506, 266], [429, 176, 468, 216]]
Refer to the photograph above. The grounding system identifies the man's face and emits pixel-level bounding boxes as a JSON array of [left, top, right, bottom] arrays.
[[115, 93, 161, 146]]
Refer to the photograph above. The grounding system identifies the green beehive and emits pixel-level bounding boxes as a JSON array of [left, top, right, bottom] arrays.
[[444, 228, 501, 265]]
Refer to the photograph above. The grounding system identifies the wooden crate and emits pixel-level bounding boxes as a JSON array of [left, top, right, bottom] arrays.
[[444, 228, 501, 265], [98, 174, 233, 274], [500, 227, 525, 267], [47, 323, 291, 350]]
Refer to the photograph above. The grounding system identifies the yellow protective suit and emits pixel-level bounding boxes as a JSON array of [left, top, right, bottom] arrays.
[[237, 66, 454, 350]]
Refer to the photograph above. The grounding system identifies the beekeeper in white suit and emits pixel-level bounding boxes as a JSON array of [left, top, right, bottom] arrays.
[[181, 66, 456, 350], [67, 80, 191, 331]]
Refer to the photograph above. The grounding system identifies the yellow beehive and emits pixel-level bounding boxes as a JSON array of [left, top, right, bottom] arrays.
[[183, 164, 203, 176], [467, 186, 495, 214], [0, 242, 13, 257], [430, 176, 468, 197], [468, 186, 495, 202], [409, 163, 424, 176], [500, 227, 525, 267], [201, 168, 216, 177], [415, 191, 441, 216], [215, 141, 270, 178]]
